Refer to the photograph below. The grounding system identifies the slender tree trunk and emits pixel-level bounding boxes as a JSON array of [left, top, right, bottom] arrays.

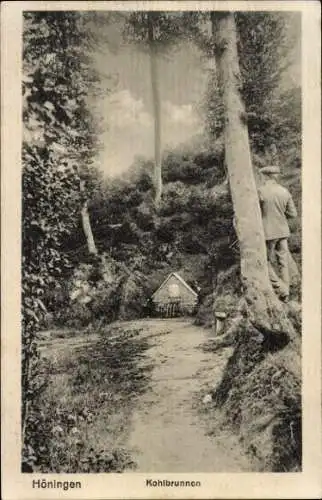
[[80, 180, 97, 255], [148, 15, 162, 208], [212, 12, 288, 332]]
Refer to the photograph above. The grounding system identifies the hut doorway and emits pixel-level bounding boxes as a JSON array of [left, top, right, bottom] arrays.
[[157, 300, 181, 318]]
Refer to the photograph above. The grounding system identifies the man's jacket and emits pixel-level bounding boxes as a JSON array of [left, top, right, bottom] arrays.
[[258, 179, 297, 240]]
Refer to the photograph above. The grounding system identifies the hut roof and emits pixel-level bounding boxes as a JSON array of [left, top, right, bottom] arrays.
[[151, 272, 198, 299]]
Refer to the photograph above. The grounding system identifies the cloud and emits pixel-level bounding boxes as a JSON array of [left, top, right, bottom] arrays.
[[162, 100, 202, 149], [96, 90, 203, 176], [163, 101, 199, 126], [96, 90, 153, 176], [104, 89, 153, 129]]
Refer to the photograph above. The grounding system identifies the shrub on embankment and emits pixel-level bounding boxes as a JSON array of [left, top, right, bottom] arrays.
[[210, 303, 301, 472]]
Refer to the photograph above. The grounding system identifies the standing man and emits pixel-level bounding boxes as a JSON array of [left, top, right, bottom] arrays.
[[258, 166, 298, 302]]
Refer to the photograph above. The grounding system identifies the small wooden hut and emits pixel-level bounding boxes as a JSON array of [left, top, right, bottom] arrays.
[[151, 272, 198, 317]]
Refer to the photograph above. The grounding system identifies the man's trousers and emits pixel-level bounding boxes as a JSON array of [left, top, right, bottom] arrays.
[[266, 238, 290, 298]]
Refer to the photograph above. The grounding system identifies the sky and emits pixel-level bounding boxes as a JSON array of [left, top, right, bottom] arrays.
[[90, 13, 301, 178], [92, 39, 208, 177]]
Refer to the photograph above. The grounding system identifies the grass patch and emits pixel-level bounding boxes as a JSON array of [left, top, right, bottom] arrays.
[[23, 326, 154, 473]]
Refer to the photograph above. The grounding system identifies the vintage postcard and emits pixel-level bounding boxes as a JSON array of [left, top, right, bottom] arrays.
[[1, 1, 321, 499]]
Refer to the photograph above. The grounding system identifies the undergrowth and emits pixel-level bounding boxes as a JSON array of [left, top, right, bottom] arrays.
[[22, 327, 153, 473]]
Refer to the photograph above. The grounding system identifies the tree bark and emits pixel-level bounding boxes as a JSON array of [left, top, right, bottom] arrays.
[[80, 180, 97, 255], [148, 14, 162, 208], [211, 12, 289, 333]]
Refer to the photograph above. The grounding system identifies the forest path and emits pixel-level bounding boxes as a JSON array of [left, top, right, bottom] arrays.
[[123, 318, 253, 472]]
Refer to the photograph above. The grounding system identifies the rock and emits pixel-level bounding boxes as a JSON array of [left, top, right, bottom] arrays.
[[202, 394, 212, 404]]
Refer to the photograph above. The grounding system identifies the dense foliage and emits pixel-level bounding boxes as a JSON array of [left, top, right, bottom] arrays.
[[204, 12, 301, 161], [22, 11, 105, 471], [125, 11, 187, 50]]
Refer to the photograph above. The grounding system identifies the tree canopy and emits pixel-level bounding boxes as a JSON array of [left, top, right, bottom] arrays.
[[203, 12, 299, 158]]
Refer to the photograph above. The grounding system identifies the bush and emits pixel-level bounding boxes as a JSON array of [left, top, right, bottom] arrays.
[[159, 181, 189, 216], [162, 148, 223, 186]]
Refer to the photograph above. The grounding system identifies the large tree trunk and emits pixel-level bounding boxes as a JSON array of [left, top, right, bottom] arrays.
[[80, 180, 97, 255], [211, 13, 289, 333], [148, 14, 162, 208]]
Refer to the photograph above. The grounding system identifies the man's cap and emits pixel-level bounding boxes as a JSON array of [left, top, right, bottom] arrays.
[[260, 165, 281, 175]]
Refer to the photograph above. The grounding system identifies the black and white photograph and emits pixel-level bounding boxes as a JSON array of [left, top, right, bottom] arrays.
[[1, 1, 321, 499]]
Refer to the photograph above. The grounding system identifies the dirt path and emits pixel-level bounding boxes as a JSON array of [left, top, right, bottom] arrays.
[[124, 318, 253, 472]]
